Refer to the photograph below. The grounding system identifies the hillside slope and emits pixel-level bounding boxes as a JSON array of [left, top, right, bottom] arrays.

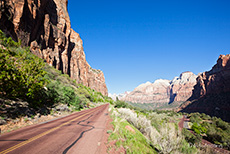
[[0, 30, 113, 122]]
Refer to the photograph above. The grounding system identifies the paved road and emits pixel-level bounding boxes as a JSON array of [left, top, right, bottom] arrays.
[[178, 115, 185, 131], [0, 104, 109, 154], [183, 115, 189, 129]]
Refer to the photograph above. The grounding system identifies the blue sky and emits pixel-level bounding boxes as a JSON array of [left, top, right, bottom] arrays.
[[68, 0, 230, 94]]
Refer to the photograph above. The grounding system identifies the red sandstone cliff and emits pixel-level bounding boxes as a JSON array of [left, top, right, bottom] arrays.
[[0, 0, 108, 95], [179, 54, 230, 122]]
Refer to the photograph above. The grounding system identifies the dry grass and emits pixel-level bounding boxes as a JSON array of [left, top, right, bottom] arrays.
[[117, 108, 195, 154], [109, 107, 157, 154]]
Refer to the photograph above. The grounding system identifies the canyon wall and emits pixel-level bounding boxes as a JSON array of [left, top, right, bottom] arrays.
[[179, 54, 230, 122], [0, 0, 108, 95], [122, 72, 197, 105]]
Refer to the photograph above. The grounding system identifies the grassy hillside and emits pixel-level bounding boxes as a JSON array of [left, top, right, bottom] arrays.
[[110, 105, 198, 153], [0, 30, 113, 114], [111, 100, 230, 153], [108, 106, 157, 154]]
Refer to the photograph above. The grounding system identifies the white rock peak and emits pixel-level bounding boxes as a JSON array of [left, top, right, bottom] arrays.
[[122, 71, 198, 104]]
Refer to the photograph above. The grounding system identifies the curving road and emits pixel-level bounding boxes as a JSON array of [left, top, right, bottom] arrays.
[[0, 104, 109, 154]]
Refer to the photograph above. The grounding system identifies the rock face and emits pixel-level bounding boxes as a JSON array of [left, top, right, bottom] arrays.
[[122, 80, 170, 104], [0, 0, 108, 95], [122, 72, 197, 105], [190, 54, 230, 98], [170, 72, 197, 103], [179, 55, 230, 122]]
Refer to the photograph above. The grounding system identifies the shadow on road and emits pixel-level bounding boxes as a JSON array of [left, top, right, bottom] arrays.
[[0, 139, 27, 141], [62, 114, 95, 154]]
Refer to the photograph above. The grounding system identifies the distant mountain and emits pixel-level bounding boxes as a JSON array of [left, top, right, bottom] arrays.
[[121, 72, 197, 107], [179, 54, 230, 122], [108, 92, 130, 101]]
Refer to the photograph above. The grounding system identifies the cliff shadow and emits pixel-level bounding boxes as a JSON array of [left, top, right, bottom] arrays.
[[67, 34, 75, 77], [0, 0, 18, 40], [33, 0, 58, 48], [181, 92, 230, 122], [169, 87, 176, 104]]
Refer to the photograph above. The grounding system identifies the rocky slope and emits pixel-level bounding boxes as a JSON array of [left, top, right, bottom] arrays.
[[122, 72, 197, 105], [0, 0, 107, 95], [179, 54, 230, 122]]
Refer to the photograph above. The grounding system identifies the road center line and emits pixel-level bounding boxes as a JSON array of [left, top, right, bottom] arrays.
[[0, 107, 101, 154]]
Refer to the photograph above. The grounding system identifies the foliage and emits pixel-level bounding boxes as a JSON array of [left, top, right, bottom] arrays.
[[189, 113, 202, 123], [0, 30, 111, 111], [44, 81, 82, 110], [191, 122, 207, 135], [109, 107, 157, 154], [114, 100, 130, 108], [0, 30, 21, 48], [0, 30, 47, 107], [116, 108, 197, 154], [182, 128, 201, 145], [188, 112, 230, 150]]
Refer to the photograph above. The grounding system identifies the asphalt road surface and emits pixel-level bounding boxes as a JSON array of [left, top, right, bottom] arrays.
[[0, 104, 109, 154]]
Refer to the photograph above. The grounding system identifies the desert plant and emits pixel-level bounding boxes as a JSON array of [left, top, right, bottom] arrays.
[[117, 108, 190, 153], [182, 128, 201, 145]]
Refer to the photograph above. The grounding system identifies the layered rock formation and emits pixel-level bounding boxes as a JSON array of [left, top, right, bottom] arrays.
[[170, 72, 197, 103], [179, 54, 230, 122], [122, 80, 170, 104], [0, 0, 108, 95], [122, 72, 197, 105]]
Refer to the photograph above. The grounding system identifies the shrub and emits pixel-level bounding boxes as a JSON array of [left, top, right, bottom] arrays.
[[182, 128, 201, 145], [0, 30, 20, 48], [191, 122, 207, 135], [117, 108, 186, 154], [45, 80, 84, 110], [0, 34, 47, 106], [109, 107, 157, 153], [215, 118, 229, 130], [114, 100, 130, 108], [77, 86, 91, 99], [189, 113, 202, 123]]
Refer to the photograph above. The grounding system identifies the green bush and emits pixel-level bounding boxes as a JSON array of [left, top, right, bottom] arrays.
[[0, 30, 20, 48], [189, 113, 202, 123], [114, 100, 130, 108], [215, 118, 230, 130], [204, 119, 230, 150], [45, 81, 84, 110], [0, 32, 47, 106], [182, 128, 201, 145], [188, 112, 230, 150], [191, 122, 207, 135]]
